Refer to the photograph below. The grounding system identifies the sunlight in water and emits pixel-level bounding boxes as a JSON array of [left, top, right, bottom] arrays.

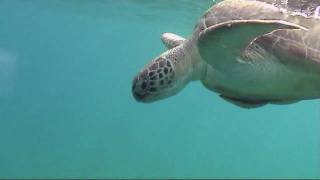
[[0, 49, 16, 98], [0, 0, 319, 179]]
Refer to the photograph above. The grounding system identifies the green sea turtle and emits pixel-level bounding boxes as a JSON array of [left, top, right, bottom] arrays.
[[132, 0, 320, 108]]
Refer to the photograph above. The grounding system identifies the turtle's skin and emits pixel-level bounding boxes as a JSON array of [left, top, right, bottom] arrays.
[[132, 0, 320, 108]]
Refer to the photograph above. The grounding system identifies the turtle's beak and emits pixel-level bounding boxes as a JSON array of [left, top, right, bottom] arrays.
[[132, 77, 142, 101], [131, 74, 150, 102]]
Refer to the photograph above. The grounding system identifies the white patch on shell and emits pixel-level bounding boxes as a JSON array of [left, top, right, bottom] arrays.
[[314, 6, 320, 19]]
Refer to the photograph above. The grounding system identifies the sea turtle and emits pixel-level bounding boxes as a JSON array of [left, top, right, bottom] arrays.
[[132, 0, 320, 108]]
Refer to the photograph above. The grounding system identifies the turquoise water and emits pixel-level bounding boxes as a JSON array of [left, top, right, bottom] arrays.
[[0, 0, 319, 178]]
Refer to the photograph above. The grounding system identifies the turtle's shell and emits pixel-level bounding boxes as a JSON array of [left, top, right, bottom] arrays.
[[193, 0, 320, 36], [192, 0, 320, 103], [258, 0, 320, 16]]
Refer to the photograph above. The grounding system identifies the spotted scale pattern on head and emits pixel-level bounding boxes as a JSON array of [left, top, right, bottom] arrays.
[[132, 56, 176, 102], [132, 38, 193, 102], [167, 44, 187, 65], [144, 57, 175, 92]]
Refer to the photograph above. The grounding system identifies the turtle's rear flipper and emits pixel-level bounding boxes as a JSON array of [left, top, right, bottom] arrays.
[[219, 95, 268, 109]]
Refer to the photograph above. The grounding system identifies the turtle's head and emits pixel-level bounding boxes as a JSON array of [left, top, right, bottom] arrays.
[[132, 44, 195, 103]]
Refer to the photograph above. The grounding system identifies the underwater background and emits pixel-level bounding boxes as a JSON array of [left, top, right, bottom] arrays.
[[0, 0, 319, 178]]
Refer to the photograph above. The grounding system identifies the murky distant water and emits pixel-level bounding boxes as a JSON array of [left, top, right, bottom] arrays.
[[0, 0, 319, 178]]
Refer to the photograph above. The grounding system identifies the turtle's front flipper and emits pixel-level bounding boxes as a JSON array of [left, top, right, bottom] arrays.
[[161, 33, 185, 49], [219, 95, 268, 109], [245, 27, 320, 74], [197, 19, 307, 70]]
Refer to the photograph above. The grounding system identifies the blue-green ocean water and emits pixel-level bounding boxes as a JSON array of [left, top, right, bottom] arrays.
[[0, 0, 319, 178]]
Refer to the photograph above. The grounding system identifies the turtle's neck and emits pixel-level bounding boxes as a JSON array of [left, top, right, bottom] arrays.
[[181, 39, 207, 82]]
